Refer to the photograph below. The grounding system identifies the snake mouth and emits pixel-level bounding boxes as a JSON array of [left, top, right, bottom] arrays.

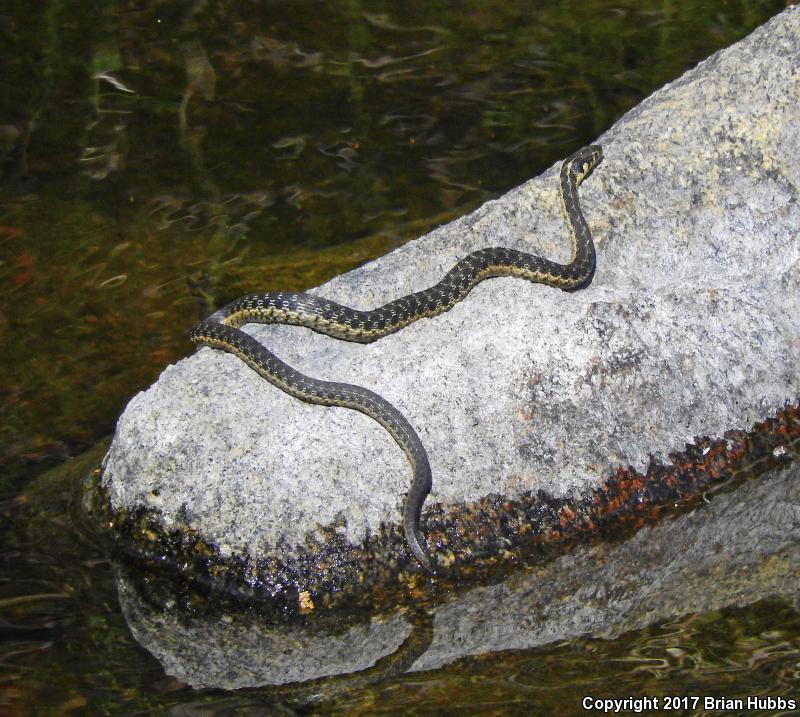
[[565, 144, 603, 185]]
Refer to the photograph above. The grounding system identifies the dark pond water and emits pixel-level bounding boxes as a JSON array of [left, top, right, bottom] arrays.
[[1, 1, 798, 714]]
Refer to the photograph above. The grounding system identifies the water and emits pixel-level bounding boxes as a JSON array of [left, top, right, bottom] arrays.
[[1, 1, 797, 714]]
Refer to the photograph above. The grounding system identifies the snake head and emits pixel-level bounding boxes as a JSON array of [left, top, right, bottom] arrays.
[[566, 144, 603, 185]]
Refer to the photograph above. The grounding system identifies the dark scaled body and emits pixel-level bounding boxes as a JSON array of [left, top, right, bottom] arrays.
[[190, 145, 603, 573]]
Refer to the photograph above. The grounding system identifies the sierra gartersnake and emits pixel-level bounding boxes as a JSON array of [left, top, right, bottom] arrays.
[[190, 144, 603, 574]]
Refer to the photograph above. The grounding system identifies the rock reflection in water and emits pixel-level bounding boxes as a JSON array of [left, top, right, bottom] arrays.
[[117, 462, 799, 693], [116, 572, 433, 693]]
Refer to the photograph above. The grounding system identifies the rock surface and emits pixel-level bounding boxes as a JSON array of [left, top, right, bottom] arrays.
[[103, 8, 800, 566]]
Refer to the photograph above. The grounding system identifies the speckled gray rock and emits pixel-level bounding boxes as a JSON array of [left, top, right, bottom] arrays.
[[103, 7, 800, 563]]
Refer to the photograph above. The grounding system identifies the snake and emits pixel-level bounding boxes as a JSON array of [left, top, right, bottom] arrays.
[[190, 144, 603, 574]]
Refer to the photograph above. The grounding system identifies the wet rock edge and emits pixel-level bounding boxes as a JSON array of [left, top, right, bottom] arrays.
[[89, 401, 800, 617]]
